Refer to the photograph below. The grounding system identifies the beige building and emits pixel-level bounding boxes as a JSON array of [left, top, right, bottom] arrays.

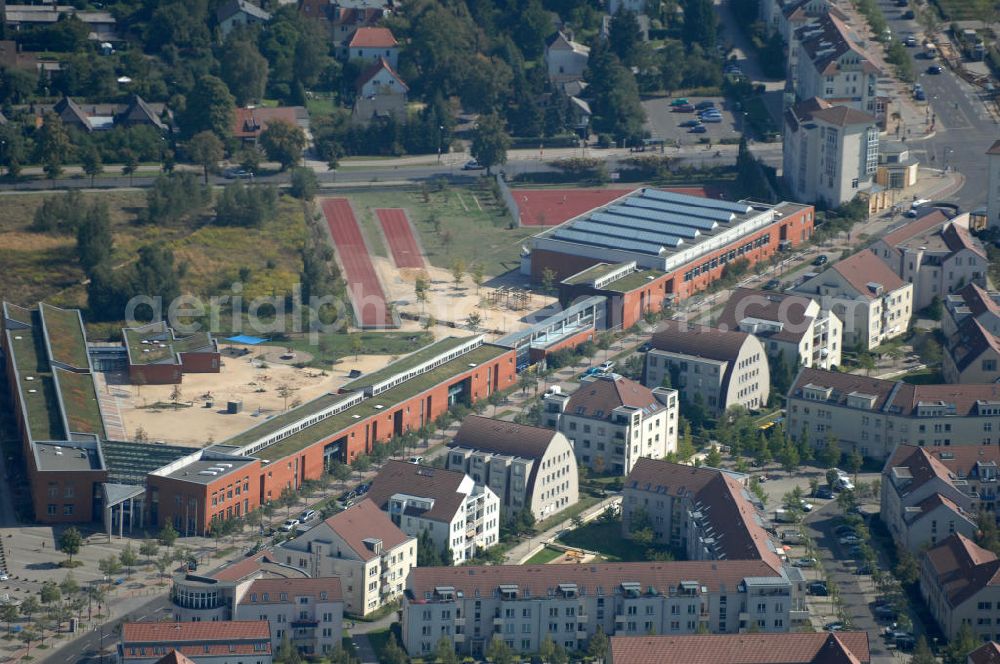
[[869, 210, 987, 311], [880, 445, 977, 553], [793, 250, 913, 351], [623, 459, 787, 567], [717, 288, 843, 371], [367, 460, 501, 564], [543, 374, 678, 475], [234, 577, 343, 656], [446, 415, 578, 523], [787, 367, 1000, 459], [278, 499, 416, 616], [944, 284, 1000, 385], [920, 534, 1000, 642], [793, 12, 882, 115], [644, 322, 770, 414]]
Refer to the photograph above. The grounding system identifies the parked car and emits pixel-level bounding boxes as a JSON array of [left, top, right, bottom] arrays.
[[839, 534, 863, 545], [280, 518, 300, 532], [904, 35, 917, 47], [673, 103, 696, 112], [823, 622, 844, 632], [598, 360, 616, 373], [223, 168, 253, 180], [874, 606, 898, 621], [834, 476, 855, 491], [639, 342, 653, 352], [357, 483, 371, 494], [815, 486, 834, 499], [914, 88, 926, 101], [812, 255, 828, 266], [695, 100, 716, 110], [688, 125, 707, 134], [462, 159, 484, 171], [793, 557, 817, 568], [670, 98, 690, 107], [902, 9, 915, 18], [835, 525, 857, 537], [927, 64, 943, 74], [408, 456, 424, 464], [895, 635, 916, 651], [700, 115, 723, 123], [299, 509, 318, 523], [807, 582, 828, 596], [699, 112, 722, 120], [763, 278, 781, 290], [679, 119, 702, 128]]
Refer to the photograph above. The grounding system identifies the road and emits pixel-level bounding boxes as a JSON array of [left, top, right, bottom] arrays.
[[44, 595, 173, 664]]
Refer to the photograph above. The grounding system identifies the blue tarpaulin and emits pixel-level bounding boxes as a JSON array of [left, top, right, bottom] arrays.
[[225, 334, 268, 345]]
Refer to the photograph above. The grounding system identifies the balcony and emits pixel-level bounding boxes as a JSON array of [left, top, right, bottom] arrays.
[[790, 610, 810, 622], [576, 629, 588, 639], [738, 612, 749, 622], [291, 619, 318, 628], [454, 633, 465, 643], [493, 616, 504, 626], [576, 612, 588, 622]]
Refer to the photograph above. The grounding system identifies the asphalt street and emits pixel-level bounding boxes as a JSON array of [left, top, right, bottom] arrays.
[[44, 595, 173, 664]]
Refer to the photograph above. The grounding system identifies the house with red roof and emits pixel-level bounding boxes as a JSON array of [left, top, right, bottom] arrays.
[[347, 27, 399, 67], [234, 577, 343, 655], [119, 621, 272, 664], [352, 57, 408, 124], [231, 106, 309, 146], [920, 533, 1000, 642], [608, 632, 871, 664]]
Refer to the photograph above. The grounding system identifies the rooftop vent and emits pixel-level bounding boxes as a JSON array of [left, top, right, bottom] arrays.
[[24, 376, 33, 381], [374, 404, 384, 410]]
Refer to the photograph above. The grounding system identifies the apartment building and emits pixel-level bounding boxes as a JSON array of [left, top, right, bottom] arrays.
[[793, 250, 913, 350], [986, 140, 1000, 230], [717, 288, 843, 371], [543, 374, 678, 475], [869, 210, 987, 311], [793, 12, 882, 114], [881, 445, 978, 553], [920, 534, 1000, 643], [277, 499, 416, 616], [401, 560, 806, 659], [119, 621, 272, 664], [367, 460, 500, 564], [608, 632, 871, 664], [787, 367, 1000, 459], [783, 97, 878, 207], [622, 459, 786, 566], [644, 322, 770, 414], [446, 415, 579, 522], [234, 577, 343, 656], [946, 284, 1000, 338], [943, 284, 1000, 385]]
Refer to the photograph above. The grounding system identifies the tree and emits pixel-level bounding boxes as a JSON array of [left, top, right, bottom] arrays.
[[586, 48, 646, 144], [139, 539, 159, 563], [609, 9, 643, 65], [221, 39, 269, 106], [35, 113, 73, 181], [466, 310, 482, 331], [277, 384, 296, 411], [588, 626, 609, 661], [181, 75, 235, 139], [187, 131, 224, 184], [681, 0, 716, 49], [97, 556, 122, 581], [260, 120, 307, 170], [119, 543, 138, 577], [471, 263, 485, 294], [435, 635, 459, 664], [470, 112, 510, 175], [486, 635, 514, 664], [847, 448, 863, 481], [81, 145, 103, 186], [945, 623, 978, 664], [58, 527, 83, 562], [0, 603, 18, 635], [39, 581, 60, 605], [0, 123, 26, 177], [290, 167, 317, 200], [818, 436, 840, 469], [705, 446, 722, 468], [857, 352, 876, 376], [451, 259, 466, 289], [910, 636, 936, 664], [159, 522, 179, 548], [779, 442, 800, 475], [122, 149, 140, 186], [76, 202, 113, 274], [380, 633, 407, 664], [240, 147, 261, 175], [132, 244, 182, 308], [541, 267, 557, 294], [19, 596, 39, 623]]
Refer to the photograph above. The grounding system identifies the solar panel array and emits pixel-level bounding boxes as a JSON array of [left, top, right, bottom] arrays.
[[549, 188, 750, 256]]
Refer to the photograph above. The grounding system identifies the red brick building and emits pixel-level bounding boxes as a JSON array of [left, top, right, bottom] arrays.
[[123, 321, 220, 385]]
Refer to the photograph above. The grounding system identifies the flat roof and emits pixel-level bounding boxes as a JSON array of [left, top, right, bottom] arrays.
[[39, 303, 90, 370], [124, 322, 215, 366], [7, 322, 63, 442], [562, 263, 626, 286], [102, 441, 197, 485], [53, 368, 105, 438], [222, 392, 357, 450], [341, 336, 474, 392], [601, 269, 668, 293], [166, 458, 258, 484], [256, 344, 510, 463], [3, 302, 32, 326], [34, 442, 102, 471]]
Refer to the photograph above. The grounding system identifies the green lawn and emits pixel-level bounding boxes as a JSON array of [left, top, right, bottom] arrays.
[[557, 520, 672, 562], [534, 494, 602, 533], [525, 546, 563, 564], [900, 367, 945, 384], [343, 186, 537, 277], [276, 330, 434, 369]]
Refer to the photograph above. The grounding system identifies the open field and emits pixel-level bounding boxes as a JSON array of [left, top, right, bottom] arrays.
[[556, 520, 675, 562]]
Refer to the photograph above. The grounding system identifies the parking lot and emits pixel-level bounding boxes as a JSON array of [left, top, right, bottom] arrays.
[[642, 96, 744, 147]]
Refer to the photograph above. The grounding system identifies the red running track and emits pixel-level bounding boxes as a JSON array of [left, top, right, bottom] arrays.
[[320, 198, 393, 328], [516, 186, 714, 226], [376, 208, 425, 269]]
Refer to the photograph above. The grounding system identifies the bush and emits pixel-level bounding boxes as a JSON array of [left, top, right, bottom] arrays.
[[289, 167, 317, 200], [142, 172, 211, 225], [215, 183, 277, 228]]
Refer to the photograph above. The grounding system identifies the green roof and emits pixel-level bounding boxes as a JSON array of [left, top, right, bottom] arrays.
[[223, 392, 357, 450], [256, 344, 509, 463], [7, 318, 64, 442], [53, 367, 105, 438], [39, 303, 90, 370], [342, 336, 478, 392], [124, 323, 215, 366], [562, 263, 622, 286], [601, 269, 668, 292], [3, 303, 33, 326]]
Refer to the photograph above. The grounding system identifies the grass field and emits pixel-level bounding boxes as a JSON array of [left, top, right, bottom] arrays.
[[931, 0, 991, 20], [525, 546, 563, 564], [557, 520, 672, 562], [345, 185, 537, 277], [278, 330, 433, 368]]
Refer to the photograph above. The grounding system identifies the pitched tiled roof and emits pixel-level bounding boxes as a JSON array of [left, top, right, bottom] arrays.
[[407, 559, 784, 598], [883, 444, 955, 497], [652, 321, 752, 361], [968, 641, 1000, 664], [241, 576, 343, 604], [608, 632, 871, 664], [879, 208, 950, 247], [321, 498, 412, 561], [941, 222, 987, 258], [923, 534, 1000, 608], [795, 13, 881, 76], [716, 288, 819, 344], [153, 652, 197, 664], [217, 0, 271, 23], [948, 317, 1000, 373], [808, 104, 875, 128], [232, 106, 304, 139], [829, 250, 907, 300], [451, 415, 559, 460], [953, 283, 1000, 318], [209, 551, 268, 582], [564, 374, 664, 421], [123, 620, 271, 644], [790, 367, 897, 410], [349, 27, 397, 48], [368, 460, 471, 524], [987, 140, 1000, 156], [356, 57, 408, 92], [905, 492, 970, 526]]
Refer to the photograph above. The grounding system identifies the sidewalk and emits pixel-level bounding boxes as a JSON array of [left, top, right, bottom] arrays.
[[506, 495, 623, 564]]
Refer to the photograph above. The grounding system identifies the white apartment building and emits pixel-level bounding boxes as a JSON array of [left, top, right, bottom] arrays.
[[793, 250, 913, 350], [787, 367, 1000, 459], [447, 415, 579, 522], [793, 13, 882, 114], [783, 97, 878, 207], [234, 577, 344, 657], [986, 140, 1000, 230], [880, 445, 978, 553], [920, 534, 1000, 643], [543, 374, 678, 475], [644, 322, 770, 414], [278, 499, 416, 616], [401, 560, 805, 659], [623, 459, 788, 568], [870, 210, 987, 311], [544, 31, 590, 85], [367, 460, 500, 564], [717, 288, 842, 371]]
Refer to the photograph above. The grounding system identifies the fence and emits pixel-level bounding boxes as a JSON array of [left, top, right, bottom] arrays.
[[495, 172, 521, 227]]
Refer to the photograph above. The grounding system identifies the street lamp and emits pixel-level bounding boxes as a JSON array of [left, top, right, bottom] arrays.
[[437, 125, 445, 163]]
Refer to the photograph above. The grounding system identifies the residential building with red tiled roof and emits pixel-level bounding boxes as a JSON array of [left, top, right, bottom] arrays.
[[787, 366, 1000, 459], [277, 499, 416, 616], [716, 288, 843, 371], [234, 577, 343, 655], [446, 415, 579, 522], [793, 250, 913, 350], [543, 373, 678, 474], [623, 459, 786, 572], [792, 13, 882, 115], [119, 621, 272, 664], [608, 631, 871, 663], [365, 459, 500, 563], [346, 27, 399, 67], [352, 57, 408, 124], [152, 651, 197, 664], [400, 558, 805, 659], [644, 321, 769, 415], [920, 534, 1000, 642], [969, 641, 1000, 664], [231, 106, 309, 145]]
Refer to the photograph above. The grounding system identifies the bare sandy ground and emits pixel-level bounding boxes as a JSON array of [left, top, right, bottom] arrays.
[[115, 345, 396, 446]]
